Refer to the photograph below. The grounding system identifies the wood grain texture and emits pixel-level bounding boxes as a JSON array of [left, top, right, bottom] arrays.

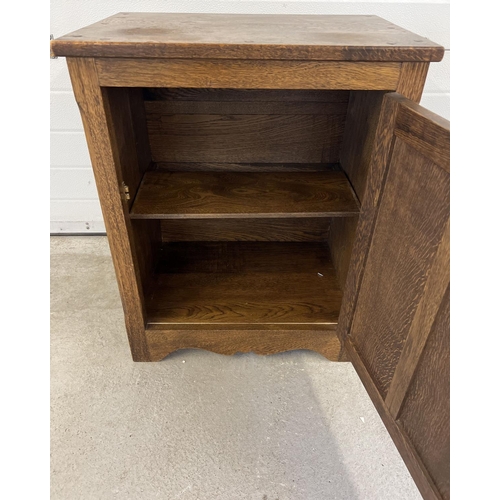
[[160, 218, 330, 242], [101, 88, 159, 298], [398, 288, 450, 500], [332, 63, 429, 293], [145, 328, 341, 362], [338, 93, 450, 500], [396, 62, 430, 102], [100, 87, 151, 207], [344, 337, 442, 500], [337, 93, 400, 342], [331, 90, 387, 291], [341, 91, 387, 203], [385, 220, 450, 417], [328, 215, 359, 291], [130, 219, 161, 299], [66, 57, 150, 361], [144, 89, 348, 165], [130, 171, 360, 219], [146, 242, 342, 326], [51, 13, 444, 61], [147, 113, 344, 164], [351, 137, 449, 397], [155, 162, 339, 173], [144, 88, 350, 103], [144, 99, 348, 116], [96, 58, 402, 90], [395, 103, 450, 168]]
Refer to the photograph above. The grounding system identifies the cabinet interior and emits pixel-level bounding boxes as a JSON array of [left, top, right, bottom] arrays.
[[103, 87, 386, 330]]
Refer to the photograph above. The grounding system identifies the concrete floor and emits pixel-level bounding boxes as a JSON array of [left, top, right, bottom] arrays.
[[51, 236, 422, 500]]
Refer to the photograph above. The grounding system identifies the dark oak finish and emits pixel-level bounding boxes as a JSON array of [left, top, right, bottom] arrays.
[[351, 136, 449, 396], [343, 338, 443, 500], [338, 93, 449, 500], [330, 60, 429, 293], [146, 328, 340, 362], [146, 242, 343, 327], [340, 90, 387, 203], [66, 58, 151, 362], [96, 58, 402, 90], [395, 102, 450, 167], [398, 288, 450, 500], [330, 90, 386, 290], [336, 94, 401, 341], [160, 218, 330, 242], [144, 88, 348, 164], [328, 216, 358, 291], [396, 62, 430, 101], [100, 87, 161, 299], [144, 98, 348, 116], [144, 88, 350, 103], [51, 13, 444, 61], [385, 221, 450, 417], [130, 219, 161, 299], [101, 87, 150, 207], [130, 171, 360, 219], [147, 113, 344, 164], [155, 162, 339, 173], [62, 15, 447, 496]]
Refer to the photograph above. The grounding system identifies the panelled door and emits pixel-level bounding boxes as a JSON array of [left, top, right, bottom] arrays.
[[338, 93, 450, 500]]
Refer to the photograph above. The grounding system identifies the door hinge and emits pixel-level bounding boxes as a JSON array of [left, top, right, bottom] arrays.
[[121, 182, 131, 200]]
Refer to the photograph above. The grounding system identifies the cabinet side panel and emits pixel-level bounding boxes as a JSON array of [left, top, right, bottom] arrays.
[[67, 58, 150, 361], [340, 90, 386, 203], [131, 219, 161, 297], [102, 87, 161, 299], [331, 91, 385, 290], [101, 88, 148, 205]]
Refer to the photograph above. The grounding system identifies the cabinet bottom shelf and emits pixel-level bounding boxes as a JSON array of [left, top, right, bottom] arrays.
[[145, 241, 342, 328]]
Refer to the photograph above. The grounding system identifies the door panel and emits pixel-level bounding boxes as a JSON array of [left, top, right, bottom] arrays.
[[338, 93, 450, 500], [351, 137, 450, 397], [398, 287, 450, 499]]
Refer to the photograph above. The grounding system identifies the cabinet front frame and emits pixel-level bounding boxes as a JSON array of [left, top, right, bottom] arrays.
[[66, 56, 429, 362]]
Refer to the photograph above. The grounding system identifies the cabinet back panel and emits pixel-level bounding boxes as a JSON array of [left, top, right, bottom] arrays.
[[160, 218, 330, 242], [144, 88, 349, 165]]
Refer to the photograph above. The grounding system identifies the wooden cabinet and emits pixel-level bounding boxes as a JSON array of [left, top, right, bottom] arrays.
[[51, 13, 449, 500]]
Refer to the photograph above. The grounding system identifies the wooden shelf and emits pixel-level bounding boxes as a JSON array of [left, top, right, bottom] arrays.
[[146, 242, 342, 327], [130, 170, 359, 219]]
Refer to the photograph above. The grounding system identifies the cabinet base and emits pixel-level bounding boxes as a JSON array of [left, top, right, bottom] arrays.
[[138, 328, 341, 362]]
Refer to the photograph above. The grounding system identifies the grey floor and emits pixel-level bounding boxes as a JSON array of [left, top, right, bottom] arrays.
[[51, 236, 422, 500]]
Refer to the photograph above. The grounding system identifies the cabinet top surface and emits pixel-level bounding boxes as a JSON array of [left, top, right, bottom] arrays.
[[51, 13, 444, 61]]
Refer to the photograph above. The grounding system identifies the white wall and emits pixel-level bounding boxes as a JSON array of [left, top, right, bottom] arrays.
[[50, 1, 450, 234]]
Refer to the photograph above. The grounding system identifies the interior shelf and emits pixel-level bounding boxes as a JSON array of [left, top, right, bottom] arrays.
[[145, 242, 342, 327], [130, 170, 359, 219]]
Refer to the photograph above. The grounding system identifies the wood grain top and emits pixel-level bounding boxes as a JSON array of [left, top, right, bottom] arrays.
[[130, 171, 360, 219], [51, 13, 444, 61]]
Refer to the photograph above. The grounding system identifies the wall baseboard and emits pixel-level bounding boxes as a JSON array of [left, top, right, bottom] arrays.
[[50, 220, 105, 234]]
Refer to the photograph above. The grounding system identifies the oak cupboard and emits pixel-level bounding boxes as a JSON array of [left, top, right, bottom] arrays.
[[51, 13, 450, 500]]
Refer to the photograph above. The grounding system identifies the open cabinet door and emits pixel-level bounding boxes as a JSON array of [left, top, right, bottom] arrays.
[[338, 93, 450, 500]]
